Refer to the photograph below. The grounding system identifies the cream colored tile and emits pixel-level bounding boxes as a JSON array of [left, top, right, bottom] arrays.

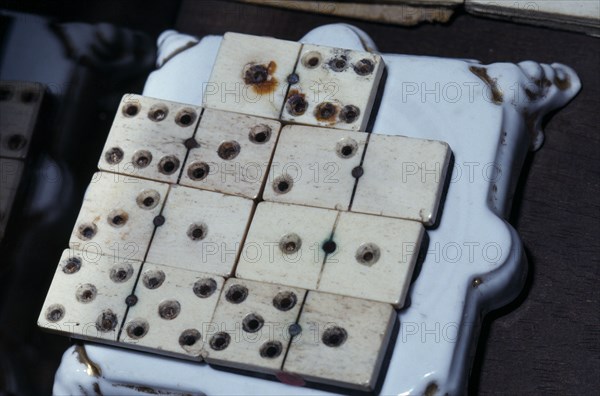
[[179, 109, 281, 199], [281, 44, 384, 131], [263, 125, 366, 211], [283, 291, 395, 391], [205, 278, 306, 373], [352, 134, 451, 225], [236, 202, 338, 290], [69, 172, 169, 262], [318, 211, 424, 307], [38, 249, 141, 343], [203, 33, 301, 119], [120, 263, 224, 360], [98, 94, 201, 183], [145, 185, 254, 277]]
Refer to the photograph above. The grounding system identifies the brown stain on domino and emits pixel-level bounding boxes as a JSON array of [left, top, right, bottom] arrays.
[[285, 89, 308, 116], [469, 66, 503, 105], [314, 101, 339, 123], [243, 61, 278, 95]]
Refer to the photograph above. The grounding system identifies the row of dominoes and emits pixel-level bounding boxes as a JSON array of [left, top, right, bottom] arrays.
[[40, 248, 394, 390], [204, 32, 385, 131], [0, 81, 44, 240], [61, 172, 424, 305], [100, 95, 451, 225], [39, 170, 422, 391]]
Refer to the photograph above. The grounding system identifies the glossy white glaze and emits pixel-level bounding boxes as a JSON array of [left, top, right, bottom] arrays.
[[54, 24, 581, 395]]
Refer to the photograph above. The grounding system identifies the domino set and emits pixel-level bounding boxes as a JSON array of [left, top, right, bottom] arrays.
[[39, 33, 451, 391]]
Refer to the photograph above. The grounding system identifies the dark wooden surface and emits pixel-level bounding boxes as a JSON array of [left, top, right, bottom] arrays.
[[176, 2, 600, 395]]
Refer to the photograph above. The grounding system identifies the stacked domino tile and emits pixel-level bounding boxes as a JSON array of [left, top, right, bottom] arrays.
[[0, 82, 45, 241]]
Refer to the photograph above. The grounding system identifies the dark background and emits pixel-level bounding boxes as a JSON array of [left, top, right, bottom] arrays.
[[1, 1, 598, 395]]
